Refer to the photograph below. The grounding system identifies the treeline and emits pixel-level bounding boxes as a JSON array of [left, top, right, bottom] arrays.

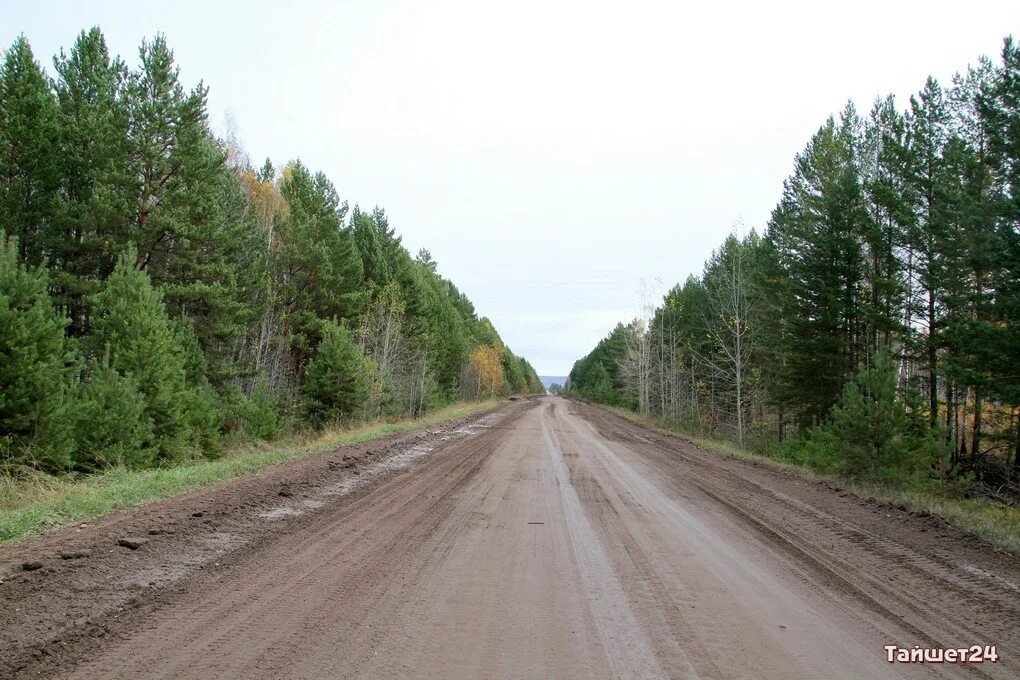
[[0, 28, 541, 472], [570, 38, 1019, 492]]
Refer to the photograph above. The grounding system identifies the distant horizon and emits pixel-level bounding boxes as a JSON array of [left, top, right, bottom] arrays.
[[539, 375, 569, 390]]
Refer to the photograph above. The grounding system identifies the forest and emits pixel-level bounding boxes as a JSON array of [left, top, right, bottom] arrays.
[[0, 28, 541, 474], [569, 37, 1019, 495]]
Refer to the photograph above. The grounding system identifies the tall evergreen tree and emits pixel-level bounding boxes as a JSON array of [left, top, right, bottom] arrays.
[[902, 77, 954, 428], [50, 27, 133, 336], [979, 38, 1020, 473], [350, 205, 390, 290], [126, 35, 256, 383], [0, 36, 61, 265], [767, 109, 873, 425], [275, 161, 366, 376], [862, 95, 909, 354]]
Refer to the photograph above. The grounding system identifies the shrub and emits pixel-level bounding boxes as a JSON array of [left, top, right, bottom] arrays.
[[0, 236, 73, 470], [828, 353, 934, 483], [777, 427, 840, 474], [302, 322, 374, 426], [773, 355, 951, 488], [73, 351, 153, 469], [90, 251, 195, 462], [224, 381, 279, 440], [182, 383, 222, 458]]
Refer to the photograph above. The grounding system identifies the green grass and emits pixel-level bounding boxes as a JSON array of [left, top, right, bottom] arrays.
[[0, 400, 503, 544], [599, 404, 1020, 556]]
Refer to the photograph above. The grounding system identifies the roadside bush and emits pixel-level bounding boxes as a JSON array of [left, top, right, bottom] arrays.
[[302, 322, 374, 426], [779, 354, 948, 488], [168, 317, 223, 457], [777, 427, 840, 475], [829, 353, 941, 485], [88, 250, 222, 462], [182, 383, 223, 458], [73, 351, 154, 469], [224, 382, 279, 440], [0, 236, 73, 471], [680, 403, 703, 435]]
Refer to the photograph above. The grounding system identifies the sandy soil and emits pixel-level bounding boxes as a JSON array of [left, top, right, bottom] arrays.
[[1, 397, 1018, 678]]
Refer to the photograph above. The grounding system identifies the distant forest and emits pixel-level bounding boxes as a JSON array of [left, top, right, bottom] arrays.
[[0, 28, 541, 472], [569, 37, 1019, 492]]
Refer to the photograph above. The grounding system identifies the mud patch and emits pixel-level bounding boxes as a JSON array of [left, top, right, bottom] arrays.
[[0, 402, 521, 679], [255, 413, 502, 523]]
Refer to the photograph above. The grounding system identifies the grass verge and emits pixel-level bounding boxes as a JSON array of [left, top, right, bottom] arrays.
[[0, 400, 504, 545], [597, 403, 1020, 557]]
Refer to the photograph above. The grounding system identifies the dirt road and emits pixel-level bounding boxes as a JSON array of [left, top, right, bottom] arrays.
[[2, 397, 1019, 678]]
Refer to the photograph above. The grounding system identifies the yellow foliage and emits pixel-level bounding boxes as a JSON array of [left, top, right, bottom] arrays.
[[469, 344, 505, 398], [238, 169, 288, 239]]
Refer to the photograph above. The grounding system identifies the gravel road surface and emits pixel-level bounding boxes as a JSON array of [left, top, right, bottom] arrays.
[[2, 397, 1018, 678]]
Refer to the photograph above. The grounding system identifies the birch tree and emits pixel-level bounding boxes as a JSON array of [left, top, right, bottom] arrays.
[[701, 233, 758, 445]]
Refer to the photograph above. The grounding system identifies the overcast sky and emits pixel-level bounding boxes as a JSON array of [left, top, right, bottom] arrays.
[[5, 1, 1017, 375]]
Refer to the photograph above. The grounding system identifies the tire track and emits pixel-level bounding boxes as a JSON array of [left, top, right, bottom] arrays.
[[6, 397, 1018, 679], [572, 400, 1019, 678]]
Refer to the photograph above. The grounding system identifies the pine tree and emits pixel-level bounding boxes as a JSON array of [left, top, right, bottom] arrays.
[[350, 205, 390, 290], [0, 36, 61, 265], [862, 95, 909, 354], [89, 250, 192, 460], [0, 236, 72, 470], [767, 110, 873, 426], [50, 27, 134, 336], [979, 38, 1020, 475], [275, 161, 366, 376], [126, 35, 257, 385], [568, 323, 634, 406], [903, 78, 953, 430], [228, 380, 279, 440], [73, 349, 153, 469], [828, 353, 938, 484], [170, 317, 222, 455], [939, 64, 998, 464], [416, 248, 437, 272], [302, 322, 373, 425], [420, 266, 470, 397]]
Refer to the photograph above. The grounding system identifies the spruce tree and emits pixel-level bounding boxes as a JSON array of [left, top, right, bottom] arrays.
[[0, 236, 72, 470]]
